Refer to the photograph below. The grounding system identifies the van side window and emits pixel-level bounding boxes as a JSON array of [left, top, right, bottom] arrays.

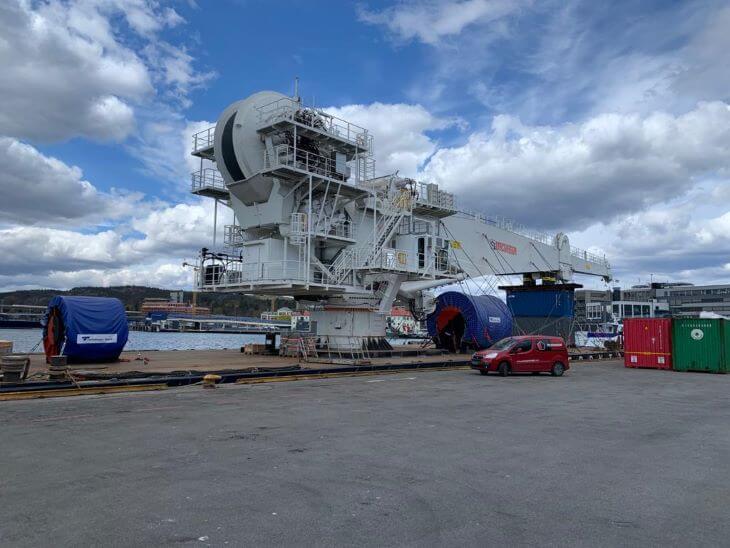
[[515, 340, 532, 353], [536, 339, 550, 351]]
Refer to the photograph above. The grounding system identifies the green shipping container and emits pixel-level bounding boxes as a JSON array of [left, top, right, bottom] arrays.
[[725, 320, 730, 369], [672, 319, 726, 373]]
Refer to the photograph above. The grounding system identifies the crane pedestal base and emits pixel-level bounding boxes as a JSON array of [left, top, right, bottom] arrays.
[[308, 308, 389, 352]]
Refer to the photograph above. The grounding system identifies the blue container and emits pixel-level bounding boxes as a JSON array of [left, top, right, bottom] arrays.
[[427, 292, 512, 350], [506, 289, 574, 318]]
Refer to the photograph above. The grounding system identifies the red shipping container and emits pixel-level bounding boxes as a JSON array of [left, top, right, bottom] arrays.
[[623, 318, 672, 369]]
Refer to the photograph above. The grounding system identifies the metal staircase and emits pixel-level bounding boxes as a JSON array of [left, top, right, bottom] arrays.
[[328, 189, 412, 284]]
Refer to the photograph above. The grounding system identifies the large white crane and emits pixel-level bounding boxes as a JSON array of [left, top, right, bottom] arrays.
[[188, 89, 611, 350]]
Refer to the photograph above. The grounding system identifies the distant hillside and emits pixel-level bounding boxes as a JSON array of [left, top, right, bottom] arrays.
[[0, 286, 293, 317]]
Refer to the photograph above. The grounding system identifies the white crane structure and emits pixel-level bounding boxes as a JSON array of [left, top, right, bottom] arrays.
[[189, 88, 611, 350]]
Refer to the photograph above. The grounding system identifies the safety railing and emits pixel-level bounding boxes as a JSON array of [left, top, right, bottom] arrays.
[[294, 214, 357, 242], [223, 225, 247, 247], [327, 247, 361, 284], [255, 97, 372, 150], [435, 250, 450, 272], [316, 221, 355, 240], [397, 218, 432, 235], [458, 210, 554, 247], [457, 209, 610, 267], [356, 155, 375, 182], [415, 251, 450, 275], [371, 248, 410, 272], [264, 145, 350, 182], [414, 182, 456, 211], [192, 126, 215, 153], [570, 246, 609, 267], [198, 260, 312, 288], [191, 168, 226, 193], [290, 212, 308, 244], [375, 187, 413, 217]]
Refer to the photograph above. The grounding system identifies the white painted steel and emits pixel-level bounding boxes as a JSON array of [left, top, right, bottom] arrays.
[[186, 88, 612, 349]]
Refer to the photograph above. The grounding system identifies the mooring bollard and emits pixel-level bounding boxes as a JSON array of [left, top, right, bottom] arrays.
[[202, 374, 221, 389], [0, 340, 13, 357], [48, 355, 69, 381], [1, 354, 31, 384]]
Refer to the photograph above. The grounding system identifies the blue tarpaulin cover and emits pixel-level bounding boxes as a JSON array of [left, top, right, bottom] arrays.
[[43, 296, 128, 363], [427, 291, 513, 350]]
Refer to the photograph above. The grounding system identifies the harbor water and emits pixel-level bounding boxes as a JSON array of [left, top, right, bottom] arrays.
[[0, 329, 426, 354], [0, 328, 267, 353]]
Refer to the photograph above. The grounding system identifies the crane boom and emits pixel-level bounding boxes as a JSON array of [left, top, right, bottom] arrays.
[[442, 212, 611, 282]]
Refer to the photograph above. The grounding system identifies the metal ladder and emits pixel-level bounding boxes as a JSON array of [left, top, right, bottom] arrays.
[[328, 190, 411, 284]]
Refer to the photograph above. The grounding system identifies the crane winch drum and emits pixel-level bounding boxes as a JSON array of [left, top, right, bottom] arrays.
[[427, 291, 513, 352], [214, 91, 292, 205]]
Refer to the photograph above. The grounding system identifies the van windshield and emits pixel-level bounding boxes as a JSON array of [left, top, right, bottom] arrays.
[[489, 337, 516, 351]]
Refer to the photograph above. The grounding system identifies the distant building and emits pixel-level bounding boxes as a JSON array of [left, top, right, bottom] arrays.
[[261, 307, 293, 321], [147, 313, 289, 333], [141, 296, 210, 316], [576, 281, 729, 322], [262, 308, 313, 330], [657, 284, 730, 317], [610, 300, 669, 319], [574, 290, 611, 323]]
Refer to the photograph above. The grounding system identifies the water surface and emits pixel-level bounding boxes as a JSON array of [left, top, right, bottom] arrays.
[[0, 329, 265, 353]]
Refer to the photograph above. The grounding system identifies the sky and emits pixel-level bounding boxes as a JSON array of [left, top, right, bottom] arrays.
[[0, 0, 729, 292]]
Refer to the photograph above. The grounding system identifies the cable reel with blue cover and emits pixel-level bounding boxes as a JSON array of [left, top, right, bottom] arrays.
[[42, 296, 129, 363], [426, 291, 513, 352]]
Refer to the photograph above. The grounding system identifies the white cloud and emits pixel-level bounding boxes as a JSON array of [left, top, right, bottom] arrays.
[[130, 202, 215, 254], [421, 101, 730, 229], [326, 97, 730, 284], [0, 137, 144, 226], [0, 0, 151, 141], [355, 0, 730, 286], [4, 0, 729, 292], [326, 103, 459, 177], [465, 2, 730, 123], [143, 42, 216, 109], [0, 200, 219, 288], [0, 0, 208, 143], [0, 1, 218, 290], [568, 194, 730, 286], [0, 262, 191, 292], [127, 113, 215, 189], [359, 0, 527, 45], [587, 5, 730, 118], [365, 1, 730, 128], [0, 226, 130, 276]]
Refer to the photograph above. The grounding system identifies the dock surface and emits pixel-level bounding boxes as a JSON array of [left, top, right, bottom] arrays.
[[25, 347, 454, 377], [3, 360, 730, 546]]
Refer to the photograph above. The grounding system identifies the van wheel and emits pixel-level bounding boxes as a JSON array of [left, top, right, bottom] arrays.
[[551, 362, 565, 377], [479, 370, 489, 376], [498, 362, 511, 377]]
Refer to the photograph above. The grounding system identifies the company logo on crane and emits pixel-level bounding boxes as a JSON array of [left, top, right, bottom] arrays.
[[489, 239, 518, 255]]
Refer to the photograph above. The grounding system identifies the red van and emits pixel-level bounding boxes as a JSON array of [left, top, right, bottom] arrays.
[[470, 335, 569, 377]]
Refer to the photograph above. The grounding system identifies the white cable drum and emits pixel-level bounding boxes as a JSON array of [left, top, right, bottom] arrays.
[[213, 90, 289, 185]]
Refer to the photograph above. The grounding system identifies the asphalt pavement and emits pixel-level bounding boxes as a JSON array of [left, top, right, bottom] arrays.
[[2, 360, 729, 547]]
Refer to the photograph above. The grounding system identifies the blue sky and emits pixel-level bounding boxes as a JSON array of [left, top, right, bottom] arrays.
[[1, 0, 729, 291]]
